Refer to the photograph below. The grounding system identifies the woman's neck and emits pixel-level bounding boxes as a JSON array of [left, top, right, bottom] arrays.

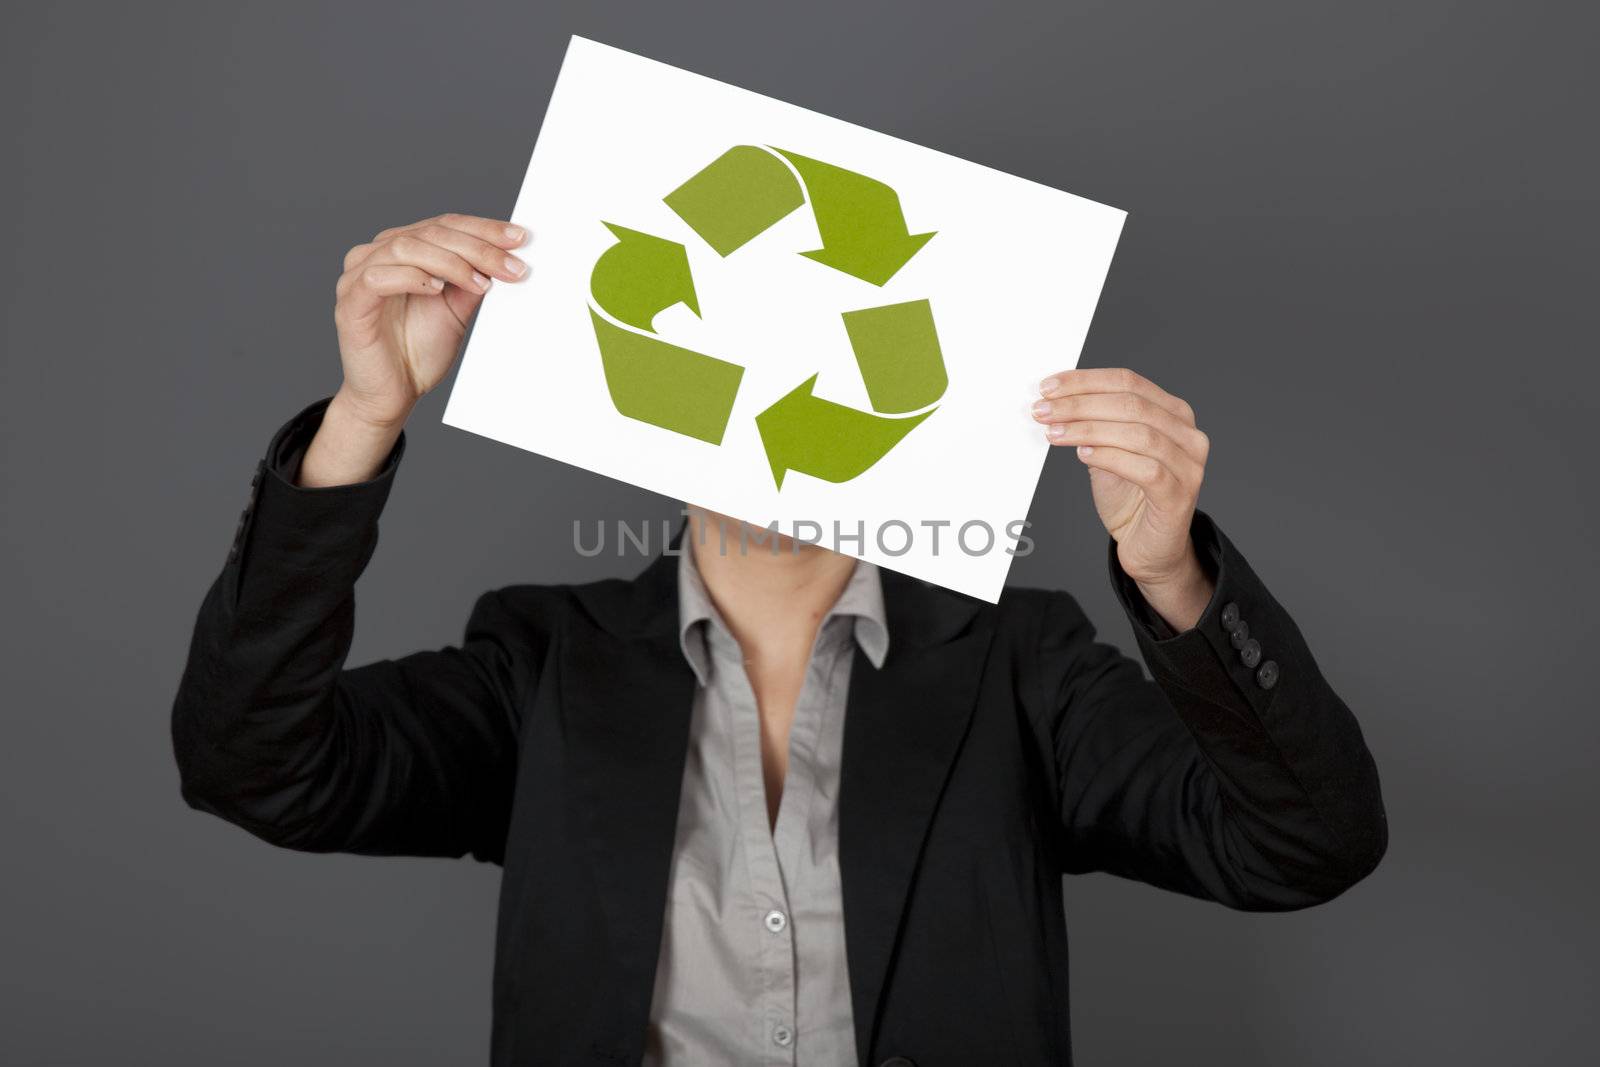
[[686, 507, 857, 657]]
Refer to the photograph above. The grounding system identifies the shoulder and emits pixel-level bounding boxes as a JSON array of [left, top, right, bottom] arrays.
[[878, 570, 1094, 650], [995, 583, 1087, 623], [469, 575, 634, 632], [994, 585, 1100, 661], [464, 548, 681, 650]]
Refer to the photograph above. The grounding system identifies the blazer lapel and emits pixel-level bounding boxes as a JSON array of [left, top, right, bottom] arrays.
[[560, 550, 696, 1061], [839, 572, 995, 1065]]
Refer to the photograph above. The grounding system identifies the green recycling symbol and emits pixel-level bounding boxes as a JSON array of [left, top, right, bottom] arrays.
[[586, 145, 947, 488]]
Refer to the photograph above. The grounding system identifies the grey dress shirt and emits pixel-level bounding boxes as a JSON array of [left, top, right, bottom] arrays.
[[642, 546, 889, 1066]]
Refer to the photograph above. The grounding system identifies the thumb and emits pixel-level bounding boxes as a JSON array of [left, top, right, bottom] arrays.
[[1087, 465, 1131, 500], [1086, 465, 1142, 536], [443, 282, 487, 328]]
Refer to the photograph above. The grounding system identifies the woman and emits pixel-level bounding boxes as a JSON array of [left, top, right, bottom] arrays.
[[172, 212, 1386, 1066]]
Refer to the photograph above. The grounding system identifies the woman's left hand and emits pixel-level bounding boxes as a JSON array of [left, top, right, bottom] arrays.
[[1032, 368, 1215, 631]]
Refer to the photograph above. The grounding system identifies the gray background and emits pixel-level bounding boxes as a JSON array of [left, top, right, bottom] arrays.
[[3, 1, 1595, 1063]]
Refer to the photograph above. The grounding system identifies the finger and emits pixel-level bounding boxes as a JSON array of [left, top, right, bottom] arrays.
[[372, 213, 527, 250], [1031, 392, 1209, 463], [365, 234, 491, 295], [1044, 419, 1204, 484], [406, 222, 528, 282], [336, 265, 445, 321], [1072, 445, 1193, 509], [1038, 368, 1194, 424], [343, 242, 375, 271], [355, 215, 526, 274]]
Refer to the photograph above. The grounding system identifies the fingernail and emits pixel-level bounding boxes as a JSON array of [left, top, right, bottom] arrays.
[[1039, 377, 1060, 395], [429, 276, 445, 289], [505, 224, 526, 244], [1031, 400, 1051, 418], [505, 257, 528, 278], [1047, 424, 1066, 440], [472, 271, 492, 291], [1077, 445, 1094, 456]]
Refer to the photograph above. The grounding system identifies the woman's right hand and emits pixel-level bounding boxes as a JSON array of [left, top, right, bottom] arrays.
[[334, 213, 529, 427], [300, 214, 529, 487]]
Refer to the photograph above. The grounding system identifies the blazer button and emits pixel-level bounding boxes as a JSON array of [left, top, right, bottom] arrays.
[[878, 1059, 917, 1067], [1257, 660, 1280, 690], [1220, 602, 1240, 629], [1239, 638, 1262, 669], [1228, 620, 1250, 649]]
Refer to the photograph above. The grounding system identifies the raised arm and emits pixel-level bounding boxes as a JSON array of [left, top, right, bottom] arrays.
[[171, 213, 535, 859], [1036, 514, 1387, 909], [1029, 366, 1384, 907]]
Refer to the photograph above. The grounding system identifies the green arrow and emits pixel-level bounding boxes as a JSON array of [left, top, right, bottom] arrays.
[[841, 299, 947, 414], [774, 149, 936, 286], [589, 222, 700, 332], [664, 145, 805, 257], [589, 310, 743, 445], [755, 374, 934, 488]]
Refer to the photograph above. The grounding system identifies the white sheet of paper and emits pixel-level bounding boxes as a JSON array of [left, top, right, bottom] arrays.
[[443, 36, 1125, 602]]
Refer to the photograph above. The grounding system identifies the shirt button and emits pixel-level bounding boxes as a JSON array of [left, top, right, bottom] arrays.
[[773, 1023, 794, 1047], [1239, 638, 1262, 669], [1220, 602, 1241, 629], [764, 909, 788, 933]]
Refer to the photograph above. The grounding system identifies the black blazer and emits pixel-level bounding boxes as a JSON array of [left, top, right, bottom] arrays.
[[173, 401, 1387, 1066]]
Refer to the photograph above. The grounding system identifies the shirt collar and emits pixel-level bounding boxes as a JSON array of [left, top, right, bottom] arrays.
[[677, 545, 890, 687]]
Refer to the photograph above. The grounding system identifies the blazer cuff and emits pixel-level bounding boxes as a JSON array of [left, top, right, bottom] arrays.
[[1108, 511, 1290, 721], [226, 398, 406, 608]]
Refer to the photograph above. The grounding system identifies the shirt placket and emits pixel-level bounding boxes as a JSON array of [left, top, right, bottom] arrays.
[[709, 628, 799, 1064], [708, 618, 851, 1065]]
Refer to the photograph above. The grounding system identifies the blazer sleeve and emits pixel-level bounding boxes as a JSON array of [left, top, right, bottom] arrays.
[[1038, 512, 1387, 910], [170, 399, 527, 862]]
